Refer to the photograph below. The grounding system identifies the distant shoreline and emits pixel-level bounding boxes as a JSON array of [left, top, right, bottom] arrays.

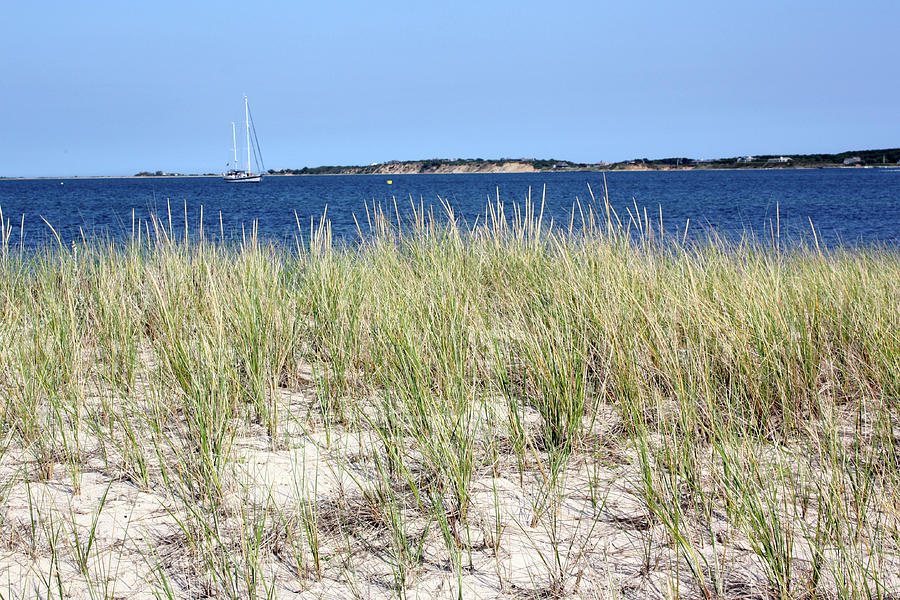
[[3, 152, 899, 181], [0, 174, 221, 181], [0, 175, 222, 181], [4, 167, 897, 181]]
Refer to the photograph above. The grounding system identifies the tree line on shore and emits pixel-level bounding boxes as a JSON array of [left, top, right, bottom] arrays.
[[129, 147, 900, 177]]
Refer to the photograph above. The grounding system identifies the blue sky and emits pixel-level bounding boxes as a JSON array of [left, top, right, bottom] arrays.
[[2, 1, 898, 176]]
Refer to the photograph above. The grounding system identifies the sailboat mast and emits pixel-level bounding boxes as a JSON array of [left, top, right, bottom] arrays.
[[245, 96, 251, 174], [231, 122, 238, 167]]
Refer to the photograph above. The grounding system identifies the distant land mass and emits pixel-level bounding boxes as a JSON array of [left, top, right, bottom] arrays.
[[80, 147, 899, 178], [5, 149, 898, 179], [264, 148, 900, 176]]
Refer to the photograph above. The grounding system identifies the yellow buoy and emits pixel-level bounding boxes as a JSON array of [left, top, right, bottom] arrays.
[[386, 180, 392, 184]]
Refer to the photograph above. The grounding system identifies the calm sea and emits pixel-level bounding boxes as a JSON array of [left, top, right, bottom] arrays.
[[1, 169, 899, 249]]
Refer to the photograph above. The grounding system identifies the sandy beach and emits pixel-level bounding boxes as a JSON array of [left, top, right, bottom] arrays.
[[1, 201, 899, 599]]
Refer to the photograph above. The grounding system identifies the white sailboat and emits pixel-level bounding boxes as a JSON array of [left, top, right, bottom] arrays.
[[224, 96, 264, 182]]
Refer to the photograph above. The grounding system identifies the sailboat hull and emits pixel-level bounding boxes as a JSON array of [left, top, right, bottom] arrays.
[[224, 173, 262, 182]]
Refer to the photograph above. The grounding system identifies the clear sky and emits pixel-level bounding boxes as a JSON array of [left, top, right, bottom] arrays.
[[2, 1, 898, 177]]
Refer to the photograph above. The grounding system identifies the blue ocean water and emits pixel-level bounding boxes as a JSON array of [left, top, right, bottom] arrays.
[[1, 169, 899, 249]]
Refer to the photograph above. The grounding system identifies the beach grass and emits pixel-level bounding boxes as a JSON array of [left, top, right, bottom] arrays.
[[0, 195, 898, 599]]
